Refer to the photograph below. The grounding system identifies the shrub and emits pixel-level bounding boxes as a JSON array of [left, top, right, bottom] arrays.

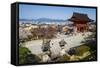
[[68, 48, 76, 56], [19, 46, 31, 64], [59, 55, 70, 62], [75, 45, 90, 56], [19, 46, 41, 64], [24, 54, 41, 64]]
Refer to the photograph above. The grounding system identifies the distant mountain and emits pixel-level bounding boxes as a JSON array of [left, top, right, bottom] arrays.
[[19, 19, 35, 21], [36, 18, 67, 22], [19, 18, 74, 25], [19, 18, 67, 22]]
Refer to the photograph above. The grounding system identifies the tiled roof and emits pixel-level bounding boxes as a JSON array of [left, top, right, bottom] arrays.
[[68, 12, 93, 22]]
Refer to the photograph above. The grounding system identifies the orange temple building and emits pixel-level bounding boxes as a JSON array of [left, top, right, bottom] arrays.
[[68, 12, 93, 32]]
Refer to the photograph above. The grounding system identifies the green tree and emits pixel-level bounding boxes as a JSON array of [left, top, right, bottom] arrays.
[[19, 46, 41, 64], [19, 46, 31, 64]]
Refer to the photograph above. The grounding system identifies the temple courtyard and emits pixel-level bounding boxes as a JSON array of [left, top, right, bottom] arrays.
[[22, 32, 92, 56]]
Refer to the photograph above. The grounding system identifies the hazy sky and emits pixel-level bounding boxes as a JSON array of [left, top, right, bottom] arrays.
[[19, 4, 96, 20]]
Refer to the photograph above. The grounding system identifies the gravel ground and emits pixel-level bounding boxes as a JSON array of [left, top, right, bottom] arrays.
[[23, 32, 92, 56]]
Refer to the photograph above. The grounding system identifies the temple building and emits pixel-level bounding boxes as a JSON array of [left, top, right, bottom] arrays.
[[68, 12, 93, 32]]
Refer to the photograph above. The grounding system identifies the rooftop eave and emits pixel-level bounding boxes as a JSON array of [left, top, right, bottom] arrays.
[[68, 18, 94, 22]]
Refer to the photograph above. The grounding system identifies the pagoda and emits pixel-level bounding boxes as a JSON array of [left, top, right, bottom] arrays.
[[68, 12, 93, 32]]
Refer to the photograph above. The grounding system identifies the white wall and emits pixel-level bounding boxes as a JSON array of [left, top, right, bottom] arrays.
[[0, 0, 99, 68]]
